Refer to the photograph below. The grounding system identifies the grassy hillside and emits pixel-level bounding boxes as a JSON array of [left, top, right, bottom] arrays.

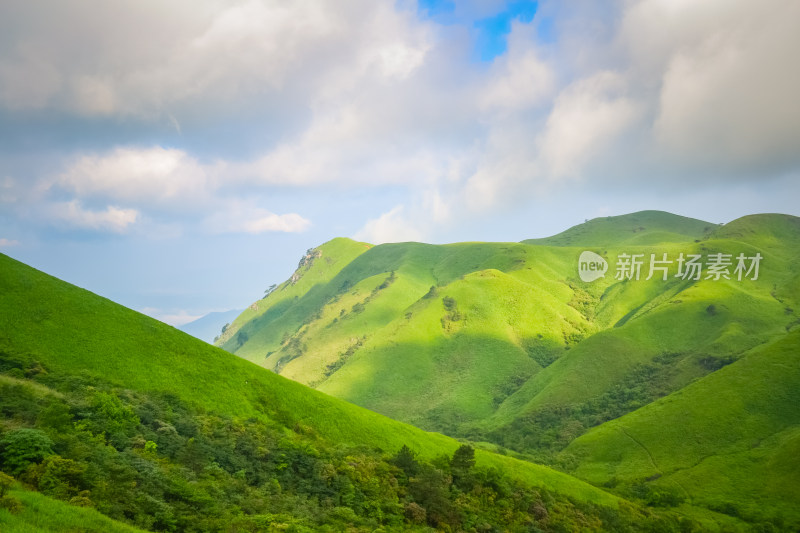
[[221, 211, 797, 441], [0, 251, 688, 531], [219, 210, 800, 530], [523, 210, 716, 247], [220, 239, 597, 433], [563, 329, 800, 526], [0, 487, 148, 533]]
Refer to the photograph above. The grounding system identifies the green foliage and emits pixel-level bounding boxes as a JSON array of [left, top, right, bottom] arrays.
[[0, 487, 146, 532], [213, 211, 800, 531], [391, 444, 419, 477], [3, 212, 800, 531], [0, 471, 13, 498], [0, 363, 672, 532], [450, 444, 475, 490], [0, 250, 626, 517], [0, 429, 54, 476], [0, 494, 22, 514]]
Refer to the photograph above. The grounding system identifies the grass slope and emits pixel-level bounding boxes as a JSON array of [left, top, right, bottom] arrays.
[[218, 211, 800, 529], [221, 239, 596, 434], [223, 211, 797, 443], [523, 210, 716, 247], [563, 329, 800, 527], [0, 252, 622, 509], [0, 487, 148, 533]]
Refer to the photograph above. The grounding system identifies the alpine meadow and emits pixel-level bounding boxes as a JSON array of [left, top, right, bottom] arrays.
[[2, 1, 800, 531], [1, 210, 798, 531], [216, 210, 800, 531]]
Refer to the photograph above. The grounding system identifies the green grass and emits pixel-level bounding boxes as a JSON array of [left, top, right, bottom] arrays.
[[523, 210, 716, 247], [224, 212, 798, 445], [218, 210, 800, 529], [0, 487, 147, 532], [0, 251, 624, 512], [563, 330, 800, 526]]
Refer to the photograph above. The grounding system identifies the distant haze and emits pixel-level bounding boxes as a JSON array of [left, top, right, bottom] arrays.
[[179, 309, 243, 344]]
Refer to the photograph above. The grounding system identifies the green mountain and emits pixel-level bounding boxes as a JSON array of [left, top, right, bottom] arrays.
[[523, 210, 717, 247], [219, 210, 800, 530], [0, 252, 690, 531]]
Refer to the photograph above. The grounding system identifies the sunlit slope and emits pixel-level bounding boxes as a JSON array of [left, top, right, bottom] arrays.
[[221, 239, 607, 432], [219, 212, 798, 452], [218, 237, 372, 358], [479, 226, 798, 443], [524, 210, 715, 247], [0, 487, 148, 533], [0, 252, 623, 507], [210, 211, 799, 529], [562, 329, 800, 527], [220, 211, 771, 438]]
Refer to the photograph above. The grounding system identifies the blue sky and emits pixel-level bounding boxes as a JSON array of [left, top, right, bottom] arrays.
[[1, 0, 799, 326]]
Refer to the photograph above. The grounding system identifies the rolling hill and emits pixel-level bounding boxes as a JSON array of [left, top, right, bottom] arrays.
[[218, 210, 800, 530], [0, 250, 690, 531]]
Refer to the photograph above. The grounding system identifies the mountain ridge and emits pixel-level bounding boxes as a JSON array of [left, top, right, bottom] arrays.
[[216, 210, 800, 530], [0, 251, 630, 513]]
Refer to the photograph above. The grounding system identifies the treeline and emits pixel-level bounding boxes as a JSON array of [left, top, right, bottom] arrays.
[[1, 350, 693, 532]]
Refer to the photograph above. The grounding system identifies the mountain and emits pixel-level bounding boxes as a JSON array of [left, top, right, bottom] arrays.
[[218, 210, 800, 530], [522, 210, 717, 247], [178, 308, 243, 344], [0, 252, 682, 531]]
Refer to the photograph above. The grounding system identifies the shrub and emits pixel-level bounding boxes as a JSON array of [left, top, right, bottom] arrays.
[[0, 428, 54, 476]]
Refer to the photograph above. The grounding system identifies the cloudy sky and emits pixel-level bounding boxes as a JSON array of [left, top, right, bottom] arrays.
[[1, 0, 799, 326]]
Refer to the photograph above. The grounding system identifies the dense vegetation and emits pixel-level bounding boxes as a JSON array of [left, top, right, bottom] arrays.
[[2, 211, 798, 531], [0, 248, 712, 531], [0, 351, 693, 532]]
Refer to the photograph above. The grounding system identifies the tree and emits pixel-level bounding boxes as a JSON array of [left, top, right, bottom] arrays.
[[409, 465, 456, 528], [450, 445, 475, 490], [264, 284, 277, 297], [0, 428, 54, 476], [392, 445, 419, 477]]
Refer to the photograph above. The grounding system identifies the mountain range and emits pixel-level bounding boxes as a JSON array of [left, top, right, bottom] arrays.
[[217, 210, 800, 529], [0, 238, 685, 531], [1, 210, 797, 531]]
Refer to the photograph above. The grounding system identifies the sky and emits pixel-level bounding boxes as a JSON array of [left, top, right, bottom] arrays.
[[1, 0, 799, 327]]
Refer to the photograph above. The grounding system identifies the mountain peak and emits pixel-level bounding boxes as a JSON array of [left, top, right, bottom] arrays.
[[523, 210, 715, 247]]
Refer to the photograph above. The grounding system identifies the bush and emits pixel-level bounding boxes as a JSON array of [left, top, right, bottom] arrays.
[[0, 494, 22, 514], [0, 471, 14, 497], [0, 428, 54, 476]]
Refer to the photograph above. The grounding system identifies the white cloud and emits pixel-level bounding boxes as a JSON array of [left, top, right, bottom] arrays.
[[0, 238, 20, 247], [57, 146, 211, 206], [481, 23, 556, 114], [2, 0, 799, 246], [51, 201, 139, 233], [0, 0, 434, 121], [538, 71, 640, 179], [651, 1, 800, 169], [353, 205, 425, 244], [206, 203, 311, 234]]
